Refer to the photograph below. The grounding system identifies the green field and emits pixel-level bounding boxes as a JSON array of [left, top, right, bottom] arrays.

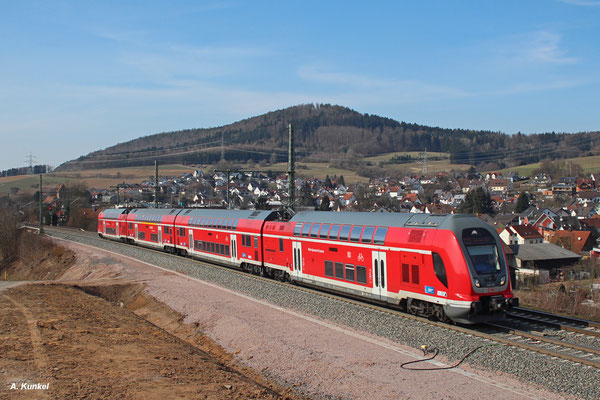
[[498, 155, 600, 177]]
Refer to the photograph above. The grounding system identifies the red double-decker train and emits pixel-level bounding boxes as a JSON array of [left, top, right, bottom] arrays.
[[98, 208, 517, 324]]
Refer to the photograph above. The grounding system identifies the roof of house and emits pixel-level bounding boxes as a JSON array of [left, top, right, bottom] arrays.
[[511, 224, 543, 239], [548, 230, 592, 254], [509, 243, 581, 261]]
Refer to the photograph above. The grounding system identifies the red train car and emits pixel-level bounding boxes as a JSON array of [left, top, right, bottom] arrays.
[[267, 211, 517, 324], [99, 208, 516, 324]]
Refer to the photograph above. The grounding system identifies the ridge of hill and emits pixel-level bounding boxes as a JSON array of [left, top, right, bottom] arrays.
[[57, 104, 600, 172]]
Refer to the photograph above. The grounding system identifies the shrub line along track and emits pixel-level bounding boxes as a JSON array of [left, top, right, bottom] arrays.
[[44, 227, 600, 370]]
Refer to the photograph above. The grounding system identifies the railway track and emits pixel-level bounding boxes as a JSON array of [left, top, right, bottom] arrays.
[[44, 226, 600, 370]]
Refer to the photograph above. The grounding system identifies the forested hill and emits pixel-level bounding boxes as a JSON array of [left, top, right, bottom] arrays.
[[57, 104, 600, 171]]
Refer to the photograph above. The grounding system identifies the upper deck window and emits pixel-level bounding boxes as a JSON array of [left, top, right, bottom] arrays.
[[293, 223, 303, 237], [301, 223, 311, 237], [361, 226, 375, 243], [319, 224, 331, 239], [338, 225, 352, 241], [329, 224, 341, 240], [373, 227, 388, 245], [349, 226, 363, 242], [310, 224, 321, 238]]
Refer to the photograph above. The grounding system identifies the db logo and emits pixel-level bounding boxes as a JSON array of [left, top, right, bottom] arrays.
[[357, 253, 365, 262]]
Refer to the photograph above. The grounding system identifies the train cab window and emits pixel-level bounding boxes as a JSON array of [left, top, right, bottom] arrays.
[[279, 238, 284, 252], [373, 227, 388, 245], [356, 266, 367, 284], [335, 262, 344, 279], [293, 223, 303, 237], [328, 225, 340, 240], [350, 226, 363, 242], [310, 224, 320, 238], [345, 264, 355, 282], [338, 225, 351, 241], [325, 261, 334, 277], [361, 226, 375, 243], [232, 219, 239, 230], [319, 224, 331, 239], [462, 228, 501, 275], [301, 223, 311, 237], [254, 236, 258, 248], [432, 253, 448, 287]]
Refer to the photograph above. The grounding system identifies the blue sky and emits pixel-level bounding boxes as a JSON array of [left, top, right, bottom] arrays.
[[1, 0, 599, 171]]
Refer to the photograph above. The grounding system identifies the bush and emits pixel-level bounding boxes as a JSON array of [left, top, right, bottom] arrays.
[[68, 207, 99, 231], [0, 209, 18, 262]]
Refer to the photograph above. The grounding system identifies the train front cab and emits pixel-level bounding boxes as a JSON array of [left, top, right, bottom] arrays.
[[439, 218, 518, 324], [98, 208, 129, 241]]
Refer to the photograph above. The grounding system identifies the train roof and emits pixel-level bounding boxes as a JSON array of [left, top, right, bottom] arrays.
[[128, 208, 181, 216], [290, 211, 492, 232], [176, 209, 278, 221], [99, 208, 129, 219]]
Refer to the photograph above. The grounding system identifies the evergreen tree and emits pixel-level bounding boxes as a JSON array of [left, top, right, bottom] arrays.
[[515, 192, 530, 214], [318, 195, 331, 211], [300, 183, 314, 207], [338, 175, 345, 187], [255, 196, 270, 210], [457, 187, 493, 215]]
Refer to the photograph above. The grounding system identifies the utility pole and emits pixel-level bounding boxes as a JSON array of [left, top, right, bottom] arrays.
[[288, 123, 295, 212], [26, 153, 37, 174], [154, 160, 159, 208], [39, 174, 44, 234]]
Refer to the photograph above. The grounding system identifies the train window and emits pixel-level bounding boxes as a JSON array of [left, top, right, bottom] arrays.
[[254, 236, 258, 248], [212, 218, 218, 228], [293, 223, 303, 236], [211, 243, 216, 253], [150, 233, 158, 242], [301, 223, 311, 237], [356, 266, 367, 284], [380, 260, 385, 288], [310, 224, 320, 238], [319, 224, 330, 239], [325, 261, 334, 277], [373, 227, 388, 245], [328, 225, 340, 240], [138, 232, 145, 240], [402, 263, 410, 283], [361, 226, 375, 243], [374, 260, 379, 287], [185, 210, 192, 215], [432, 253, 448, 287], [345, 264, 355, 282], [411, 265, 419, 284], [279, 238, 284, 252], [335, 262, 344, 279], [338, 225, 352, 241], [350, 226, 363, 242], [225, 245, 230, 256], [232, 219, 239, 230], [220, 244, 225, 255], [128, 223, 133, 229], [227, 219, 233, 230], [203, 241, 207, 251], [201, 217, 207, 227]]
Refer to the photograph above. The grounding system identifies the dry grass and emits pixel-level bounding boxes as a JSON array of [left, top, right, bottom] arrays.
[[515, 280, 600, 321]]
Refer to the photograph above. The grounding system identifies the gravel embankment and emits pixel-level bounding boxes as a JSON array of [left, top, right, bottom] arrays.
[[49, 229, 600, 399]]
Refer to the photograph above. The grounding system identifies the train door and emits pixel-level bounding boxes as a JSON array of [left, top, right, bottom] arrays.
[[158, 226, 162, 244], [189, 229, 194, 250], [372, 251, 388, 299], [103, 221, 106, 234], [230, 234, 238, 262], [292, 241, 303, 279], [135, 224, 138, 239], [116, 222, 120, 236]]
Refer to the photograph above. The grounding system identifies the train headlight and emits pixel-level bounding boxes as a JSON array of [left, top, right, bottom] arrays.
[[500, 276, 506, 285], [474, 279, 481, 288]]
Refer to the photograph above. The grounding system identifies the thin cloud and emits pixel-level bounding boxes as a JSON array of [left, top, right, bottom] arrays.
[[498, 30, 578, 65], [297, 65, 471, 103]]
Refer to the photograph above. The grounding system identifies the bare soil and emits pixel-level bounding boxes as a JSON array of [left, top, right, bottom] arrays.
[[0, 283, 297, 399]]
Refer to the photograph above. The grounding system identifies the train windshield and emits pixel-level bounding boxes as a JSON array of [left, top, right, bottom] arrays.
[[466, 245, 501, 275], [462, 228, 502, 275]]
